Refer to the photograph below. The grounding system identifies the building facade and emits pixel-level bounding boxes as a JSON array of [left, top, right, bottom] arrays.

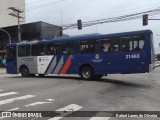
[[0, 21, 62, 43], [0, 21, 62, 67], [0, 0, 25, 27]]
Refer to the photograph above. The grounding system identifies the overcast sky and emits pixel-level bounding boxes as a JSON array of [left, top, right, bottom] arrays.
[[25, 0, 160, 53]]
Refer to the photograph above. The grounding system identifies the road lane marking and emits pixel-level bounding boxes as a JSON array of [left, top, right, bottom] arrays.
[[48, 104, 83, 120], [46, 99, 55, 102], [25, 99, 55, 107], [0, 92, 18, 97], [8, 107, 19, 111], [0, 95, 35, 106], [25, 100, 55, 107], [25, 101, 51, 107]]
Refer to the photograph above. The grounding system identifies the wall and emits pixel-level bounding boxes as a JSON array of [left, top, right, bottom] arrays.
[[0, 0, 25, 27], [41, 22, 62, 40]]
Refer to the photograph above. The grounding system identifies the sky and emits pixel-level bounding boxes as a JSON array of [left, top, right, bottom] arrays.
[[25, 0, 160, 53]]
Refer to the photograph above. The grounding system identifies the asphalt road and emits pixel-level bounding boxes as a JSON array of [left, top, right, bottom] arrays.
[[0, 67, 160, 120]]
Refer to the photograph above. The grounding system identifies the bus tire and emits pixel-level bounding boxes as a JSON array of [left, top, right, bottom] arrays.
[[80, 66, 94, 80], [20, 66, 30, 77]]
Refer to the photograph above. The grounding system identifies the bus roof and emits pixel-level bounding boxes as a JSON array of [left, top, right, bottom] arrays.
[[7, 29, 152, 46]]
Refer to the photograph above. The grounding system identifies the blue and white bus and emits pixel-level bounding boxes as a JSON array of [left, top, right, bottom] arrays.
[[6, 30, 155, 80]]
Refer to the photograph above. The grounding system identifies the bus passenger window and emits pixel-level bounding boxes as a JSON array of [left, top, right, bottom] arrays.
[[139, 40, 145, 49], [31, 44, 45, 56], [100, 39, 110, 53], [121, 35, 145, 52], [46, 43, 56, 55], [54, 43, 61, 54], [79, 40, 98, 54], [110, 37, 120, 52], [61, 42, 75, 55], [26, 45, 30, 56], [18, 46, 25, 57], [89, 40, 99, 53], [79, 41, 89, 54], [102, 43, 110, 52], [18, 45, 30, 57], [39, 45, 45, 56]]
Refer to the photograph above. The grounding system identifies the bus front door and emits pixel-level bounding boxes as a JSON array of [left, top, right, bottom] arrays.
[[6, 46, 17, 74]]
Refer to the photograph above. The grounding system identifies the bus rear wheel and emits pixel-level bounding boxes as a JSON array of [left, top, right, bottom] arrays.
[[80, 66, 94, 80], [20, 66, 29, 77]]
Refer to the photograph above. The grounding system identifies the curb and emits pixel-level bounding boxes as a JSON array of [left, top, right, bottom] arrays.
[[0, 68, 6, 74]]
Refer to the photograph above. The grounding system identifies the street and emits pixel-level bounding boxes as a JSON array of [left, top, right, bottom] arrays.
[[0, 67, 160, 120]]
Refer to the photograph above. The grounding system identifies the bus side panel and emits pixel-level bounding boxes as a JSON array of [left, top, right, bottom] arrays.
[[75, 51, 149, 75], [67, 54, 83, 74], [58, 55, 77, 75], [6, 59, 17, 74], [73, 54, 126, 75], [119, 51, 149, 74], [17, 57, 38, 74], [75, 54, 108, 75], [60, 54, 77, 74], [41, 55, 66, 75], [37, 56, 53, 74], [96, 52, 124, 74]]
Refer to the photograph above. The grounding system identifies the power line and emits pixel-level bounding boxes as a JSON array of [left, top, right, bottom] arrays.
[[26, 0, 69, 11], [25, 0, 46, 6], [63, 7, 160, 30], [0, 0, 66, 12]]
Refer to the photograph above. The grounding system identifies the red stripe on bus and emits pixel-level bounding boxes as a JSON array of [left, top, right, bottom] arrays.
[[60, 55, 72, 74]]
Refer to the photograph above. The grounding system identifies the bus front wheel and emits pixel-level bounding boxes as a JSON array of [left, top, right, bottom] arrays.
[[80, 66, 94, 80], [20, 66, 29, 77]]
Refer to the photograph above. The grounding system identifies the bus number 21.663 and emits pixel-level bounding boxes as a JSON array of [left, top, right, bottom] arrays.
[[126, 54, 140, 59]]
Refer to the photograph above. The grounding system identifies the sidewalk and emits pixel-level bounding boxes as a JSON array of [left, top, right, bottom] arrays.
[[0, 68, 6, 74]]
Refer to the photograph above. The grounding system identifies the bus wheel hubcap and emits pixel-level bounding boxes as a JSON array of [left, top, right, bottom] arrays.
[[83, 71, 90, 78]]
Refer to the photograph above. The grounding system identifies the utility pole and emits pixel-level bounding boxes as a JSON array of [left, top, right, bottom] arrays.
[[8, 7, 24, 42]]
